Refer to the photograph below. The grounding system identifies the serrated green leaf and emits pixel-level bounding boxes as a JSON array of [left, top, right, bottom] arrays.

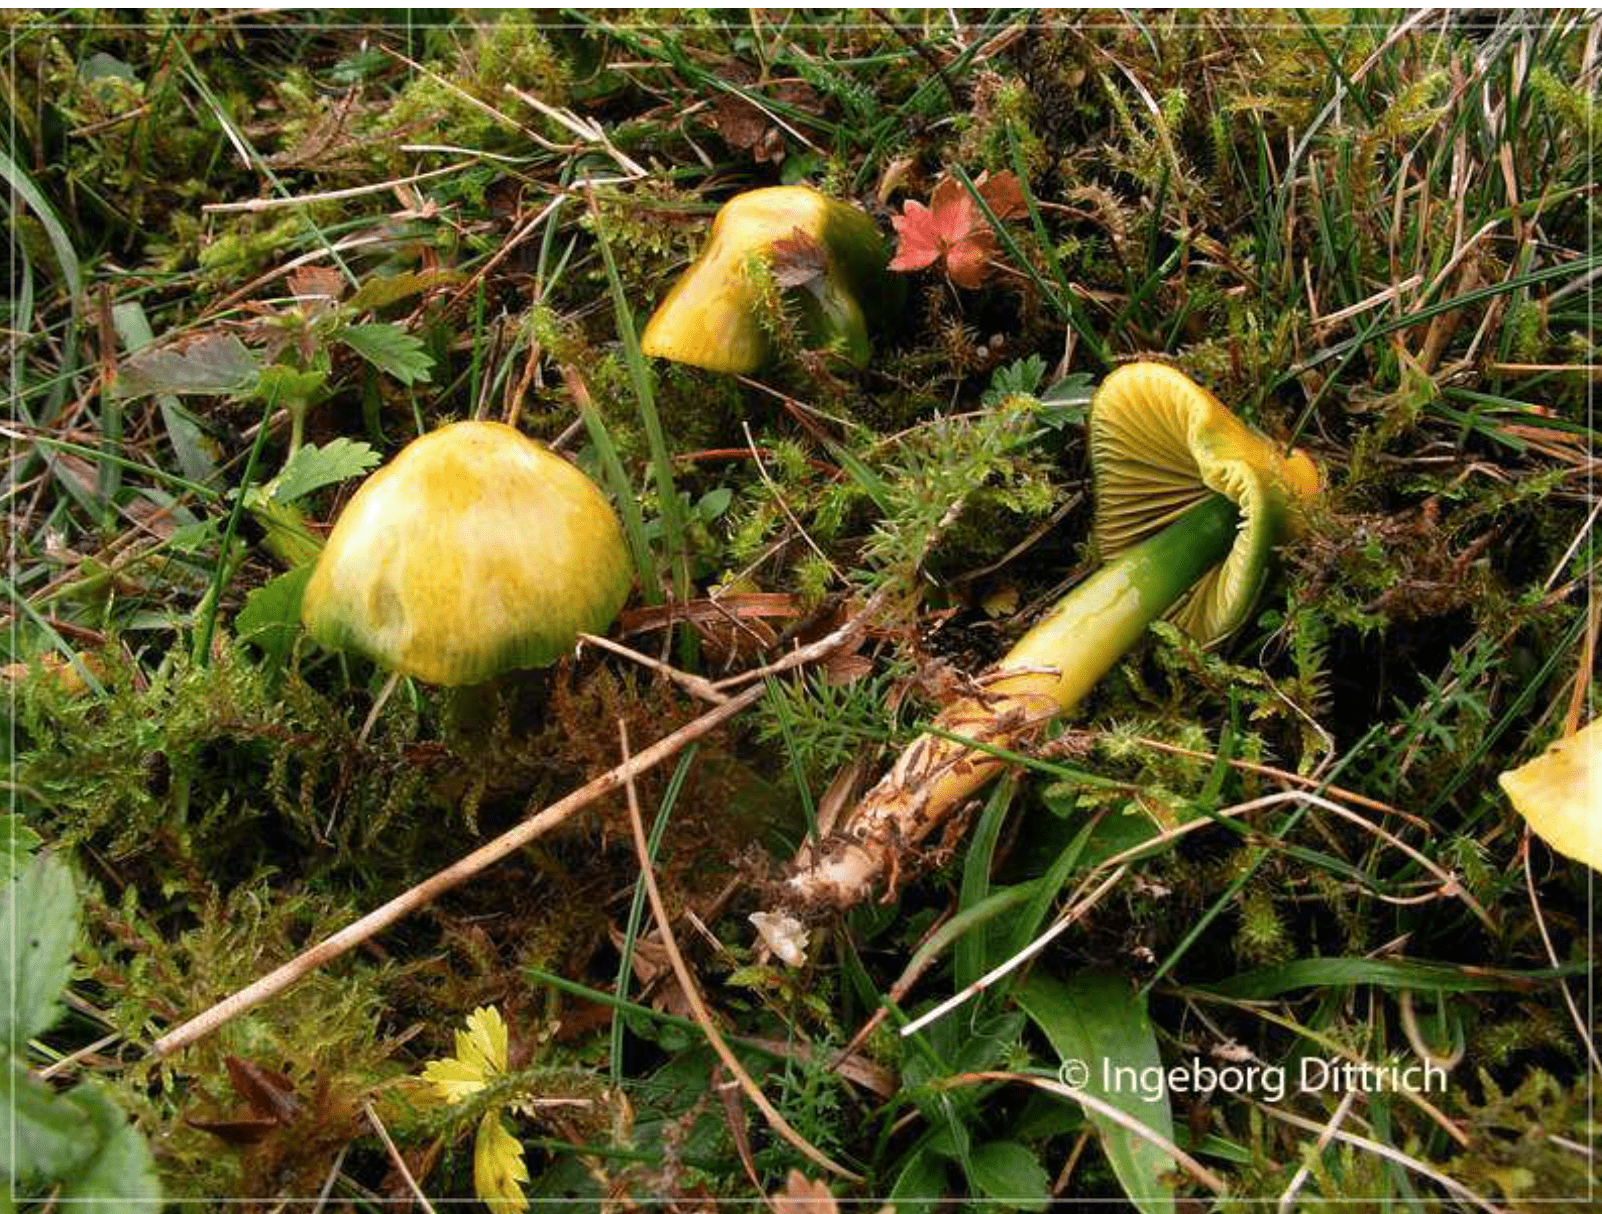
[[269, 437, 381, 505], [1, 1059, 99, 1179], [983, 354, 1047, 406], [116, 334, 260, 399], [0, 816, 42, 881], [339, 323, 434, 385], [254, 364, 328, 406], [236, 564, 315, 667], [0, 854, 79, 1044], [965, 1140, 1050, 1211], [58, 1083, 161, 1209], [1017, 971, 1176, 1214]]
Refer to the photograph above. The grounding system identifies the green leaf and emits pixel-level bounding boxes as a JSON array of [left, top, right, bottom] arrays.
[[338, 323, 434, 384], [1, 1059, 99, 1178], [270, 437, 381, 505], [116, 334, 260, 398], [982, 354, 1047, 406], [246, 497, 323, 568], [236, 564, 315, 666], [254, 364, 328, 406], [57, 1083, 162, 1209], [112, 302, 221, 485], [1034, 371, 1095, 429], [1017, 971, 1176, 1214], [0, 816, 42, 881], [888, 1145, 949, 1214], [0, 148, 81, 296], [965, 1140, 1050, 1211], [0, 853, 79, 1044]]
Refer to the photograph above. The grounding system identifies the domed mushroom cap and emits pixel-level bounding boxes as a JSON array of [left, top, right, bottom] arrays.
[[1499, 718, 1602, 871], [301, 422, 631, 686], [1089, 363, 1319, 644], [640, 185, 898, 374]]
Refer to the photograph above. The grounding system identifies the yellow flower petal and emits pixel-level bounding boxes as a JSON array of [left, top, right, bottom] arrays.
[[474, 1111, 530, 1214], [1500, 717, 1602, 871], [421, 1056, 489, 1105], [458, 1005, 509, 1077]]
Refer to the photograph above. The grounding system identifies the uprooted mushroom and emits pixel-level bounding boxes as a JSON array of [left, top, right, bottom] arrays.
[[787, 362, 1321, 909]]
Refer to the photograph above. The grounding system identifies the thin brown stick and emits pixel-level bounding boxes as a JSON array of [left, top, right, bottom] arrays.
[[616, 721, 860, 1182], [150, 684, 764, 1058], [363, 1100, 439, 1214], [1522, 833, 1602, 1075], [1258, 1102, 1508, 1214], [950, 1071, 1226, 1195], [1101, 732, 1423, 826], [577, 632, 729, 705], [710, 586, 889, 691], [202, 161, 475, 213]]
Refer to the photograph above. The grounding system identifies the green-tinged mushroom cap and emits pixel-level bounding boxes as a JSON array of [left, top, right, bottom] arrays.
[[1089, 362, 1321, 643], [640, 185, 899, 374], [1499, 717, 1602, 871], [301, 421, 631, 686]]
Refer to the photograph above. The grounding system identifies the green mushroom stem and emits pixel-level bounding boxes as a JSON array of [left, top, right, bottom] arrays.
[[787, 362, 1320, 909], [787, 495, 1238, 906]]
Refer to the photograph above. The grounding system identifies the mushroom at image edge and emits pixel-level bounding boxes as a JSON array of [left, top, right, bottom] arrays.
[[789, 362, 1322, 907], [301, 421, 632, 687], [1499, 717, 1602, 872]]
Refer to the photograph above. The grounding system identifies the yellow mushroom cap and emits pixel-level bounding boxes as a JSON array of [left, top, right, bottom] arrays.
[[301, 422, 631, 686], [1089, 363, 1320, 644], [1499, 718, 1602, 871], [639, 185, 898, 374]]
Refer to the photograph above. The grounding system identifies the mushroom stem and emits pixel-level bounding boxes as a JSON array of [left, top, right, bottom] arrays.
[[789, 493, 1240, 907]]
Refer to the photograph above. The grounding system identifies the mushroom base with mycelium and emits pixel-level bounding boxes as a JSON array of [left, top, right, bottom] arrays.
[[787, 363, 1319, 910]]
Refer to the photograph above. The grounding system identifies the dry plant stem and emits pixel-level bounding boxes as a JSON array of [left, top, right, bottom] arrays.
[[1258, 1103, 1508, 1214], [615, 720, 861, 1183], [1276, 1089, 1357, 1213], [951, 1071, 1225, 1195], [150, 683, 764, 1058], [710, 585, 890, 692], [577, 632, 728, 705], [1522, 834, 1602, 1075], [202, 161, 475, 213], [363, 1100, 438, 1214]]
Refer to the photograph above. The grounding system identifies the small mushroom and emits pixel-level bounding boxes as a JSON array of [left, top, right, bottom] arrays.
[[789, 363, 1321, 907], [640, 185, 900, 374], [1499, 717, 1601, 871], [301, 421, 631, 687]]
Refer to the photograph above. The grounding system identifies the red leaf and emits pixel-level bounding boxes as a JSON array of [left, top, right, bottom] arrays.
[[887, 170, 1024, 290], [888, 201, 943, 272], [976, 170, 1027, 220]]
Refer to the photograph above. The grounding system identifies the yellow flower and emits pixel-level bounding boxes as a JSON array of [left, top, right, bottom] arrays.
[[421, 1005, 509, 1103], [474, 1111, 531, 1214], [419, 1006, 529, 1214]]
